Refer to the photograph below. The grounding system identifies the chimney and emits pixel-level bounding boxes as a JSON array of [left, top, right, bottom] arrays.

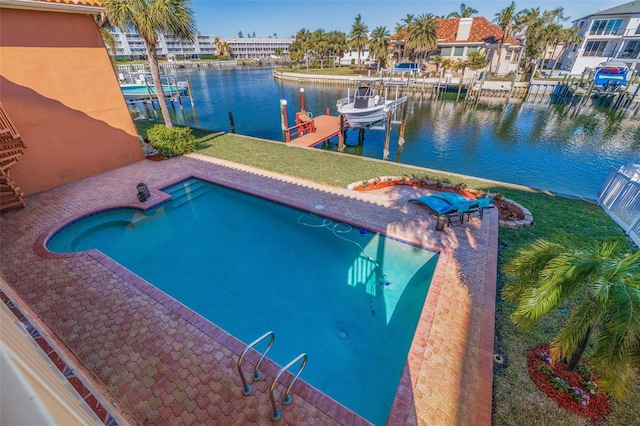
[[456, 18, 473, 41]]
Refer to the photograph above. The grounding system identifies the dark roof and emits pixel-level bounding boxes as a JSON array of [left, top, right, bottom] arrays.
[[577, 1, 640, 19]]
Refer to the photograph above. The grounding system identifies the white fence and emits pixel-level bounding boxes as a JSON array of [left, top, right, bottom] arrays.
[[597, 163, 640, 247]]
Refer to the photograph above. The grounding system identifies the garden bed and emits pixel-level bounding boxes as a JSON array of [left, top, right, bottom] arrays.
[[348, 176, 533, 226], [527, 345, 610, 419]]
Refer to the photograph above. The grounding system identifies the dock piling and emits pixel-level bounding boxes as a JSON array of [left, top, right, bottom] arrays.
[[228, 111, 236, 133]]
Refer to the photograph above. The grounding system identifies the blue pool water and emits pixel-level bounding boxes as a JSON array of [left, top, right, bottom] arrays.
[[47, 178, 438, 425], [145, 67, 639, 200]]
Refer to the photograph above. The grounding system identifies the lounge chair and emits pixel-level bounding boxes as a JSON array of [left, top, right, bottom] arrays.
[[446, 200, 472, 226], [409, 195, 458, 230], [409, 195, 457, 215], [468, 197, 496, 220]]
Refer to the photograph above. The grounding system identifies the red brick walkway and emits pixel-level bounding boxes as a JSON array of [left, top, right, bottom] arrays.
[[0, 154, 497, 425]]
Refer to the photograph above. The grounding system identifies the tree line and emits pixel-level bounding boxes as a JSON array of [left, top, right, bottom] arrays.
[[286, 2, 582, 78]]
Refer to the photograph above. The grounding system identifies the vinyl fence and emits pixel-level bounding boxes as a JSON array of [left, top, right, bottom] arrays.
[[597, 163, 640, 247]]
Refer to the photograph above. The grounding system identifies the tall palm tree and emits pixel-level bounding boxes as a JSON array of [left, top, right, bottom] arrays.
[[405, 13, 438, 64], [548, 26, 582, 77], [447, 3, 479, 18], [492, 1, 517, 76], [103, 0, 195, 128], [540, 22, 563, 72], [514, 7, 542, 74], [311, 29, 329, 69], [502, 239, 640, 400], [290, 28, 312, 69], [368, 26, 391, 69], [349, 14, 369, 67], [327, 30, 348, 67]]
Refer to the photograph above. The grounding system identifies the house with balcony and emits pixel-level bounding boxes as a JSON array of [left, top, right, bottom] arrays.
[[560, 1, 640, 75]]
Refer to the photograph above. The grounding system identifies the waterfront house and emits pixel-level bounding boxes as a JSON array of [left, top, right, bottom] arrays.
[[560, 0, 640, 75], [392, 17, 522, 77]]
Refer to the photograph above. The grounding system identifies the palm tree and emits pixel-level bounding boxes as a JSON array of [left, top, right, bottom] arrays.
[[447, 3, 479, 18], [492, 1, 517, 76], [291, 28, 312, 69], [405, 13, 438, 64], [368, 26, 391, 69], [349, 14, 369, 68], [514, 7, 542, 74], [327, 31, 348, 67], [548, 26, 582, 77], [103, 0, 195, 128], [540, 22, 563, 73], [311, 29, 329, 69], [502, 239, 640, 400]]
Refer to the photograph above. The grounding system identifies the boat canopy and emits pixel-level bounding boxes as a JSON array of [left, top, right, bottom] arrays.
[[594, 61, 629, 86]]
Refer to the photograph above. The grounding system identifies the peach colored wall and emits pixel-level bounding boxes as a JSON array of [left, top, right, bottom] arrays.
[[0, 8, 144, 196]]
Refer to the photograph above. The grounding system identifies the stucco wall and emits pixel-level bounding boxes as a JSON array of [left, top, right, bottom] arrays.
[[0, 8, 144, 196]]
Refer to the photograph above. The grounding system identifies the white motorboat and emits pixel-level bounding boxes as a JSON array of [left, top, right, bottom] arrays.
[[336, 78, 407, 129]]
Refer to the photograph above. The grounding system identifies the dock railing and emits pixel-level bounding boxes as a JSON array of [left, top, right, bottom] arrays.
[[597, 163, 640, 247], [284, 112, 316, 142]]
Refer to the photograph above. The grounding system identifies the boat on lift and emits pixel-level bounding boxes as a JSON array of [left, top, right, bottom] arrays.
[[593, 61, 629, 87], [336, 78, 407, 129]]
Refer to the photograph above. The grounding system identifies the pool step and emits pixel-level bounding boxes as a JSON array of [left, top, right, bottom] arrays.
[[165, 179, 209, 207]]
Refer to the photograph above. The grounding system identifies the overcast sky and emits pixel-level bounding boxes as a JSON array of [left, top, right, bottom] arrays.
[[190, 0, 624, 37]]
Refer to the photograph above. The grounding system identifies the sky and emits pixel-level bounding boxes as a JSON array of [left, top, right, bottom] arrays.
[[190, 0, 626, 38]]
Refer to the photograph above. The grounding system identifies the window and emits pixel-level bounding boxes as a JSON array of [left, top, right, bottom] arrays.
[[440, 47, 452, 56], [467, 46, 478, 53], [621, 40, 640, 59], [453, 46, 464, 56], [590, 19, 623, 35], [505, 50, 513, 60], [583, 41, 607, 56]]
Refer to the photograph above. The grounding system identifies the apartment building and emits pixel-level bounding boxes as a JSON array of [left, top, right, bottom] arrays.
[[220, 37, 294, 59], [109, 29, 215, 59], [561, 1, 640, 74]]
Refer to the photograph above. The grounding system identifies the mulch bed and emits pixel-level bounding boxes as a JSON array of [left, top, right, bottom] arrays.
[[145, 154, 164, 162], [527, 344, 610, 419]]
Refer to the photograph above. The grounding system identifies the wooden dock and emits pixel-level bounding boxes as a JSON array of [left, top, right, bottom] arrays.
[[287, 115, 341, 147]]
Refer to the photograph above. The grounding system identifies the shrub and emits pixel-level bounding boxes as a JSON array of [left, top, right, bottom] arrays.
[[536, 364, 554, 376], [550, 376, 569, 392], [146, 125, 196, 159], [129, 107, 140, 119]]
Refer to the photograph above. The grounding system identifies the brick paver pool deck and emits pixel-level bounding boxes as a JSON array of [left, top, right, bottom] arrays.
[[0, 153, 498, 425]]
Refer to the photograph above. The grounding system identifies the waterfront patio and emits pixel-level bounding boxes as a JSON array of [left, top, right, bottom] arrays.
[[0, 154, 497, 425]]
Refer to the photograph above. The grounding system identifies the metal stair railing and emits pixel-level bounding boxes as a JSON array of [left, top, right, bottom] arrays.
[[236, 331, 274, 396], [268, 353, 308, 421]]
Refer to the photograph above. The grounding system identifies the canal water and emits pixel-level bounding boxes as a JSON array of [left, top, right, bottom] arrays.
[[140, 66, 639, 200]]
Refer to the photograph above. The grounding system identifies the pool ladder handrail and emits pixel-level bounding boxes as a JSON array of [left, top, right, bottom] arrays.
[[237, 330, 275, 396], [269, 352, 308, 421]]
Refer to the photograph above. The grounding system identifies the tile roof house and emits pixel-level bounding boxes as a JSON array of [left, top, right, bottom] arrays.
[[0, 0, 144, 201], [393, 17, 522, 77]]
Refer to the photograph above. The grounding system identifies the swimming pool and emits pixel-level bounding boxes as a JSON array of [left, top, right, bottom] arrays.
[[47, 178, 438, 424]]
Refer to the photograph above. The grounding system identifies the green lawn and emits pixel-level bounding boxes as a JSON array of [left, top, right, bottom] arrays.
[[135, 120, 638, 425]]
